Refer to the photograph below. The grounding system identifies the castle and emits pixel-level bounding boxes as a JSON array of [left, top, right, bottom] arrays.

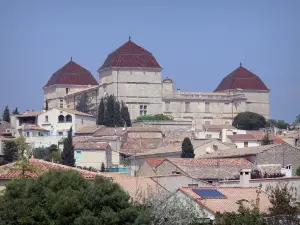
[[44, 38, 270, 128]]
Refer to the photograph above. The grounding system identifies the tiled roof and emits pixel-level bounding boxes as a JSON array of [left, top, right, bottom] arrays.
[[66, 86, 99, 97], [0, 121, 11, 132], [179, 187, 271, 214], [23, 125, 48, 131], [73, 136, 118, 144], [201, 144, 281, 158], [55, 108, 96, 117], [214, 66, 269, 92], [122, 138, 164, 154], [146, 158, 165, 168], [99, 40, 162, 70], [16, 111, 42, 118], [94, 127, 127, 136], [74, 142, 109, 150], [228, 134, 257, 141], [128, 126, 162, 132], [203, 124, 235, 132], [75, 125, 104, 135], [44, 60, 98, 87], [272, 136, 286, 144], [0, 159, 98, 179], [135, 142, 181, 156], [0, 136, 11, 141]]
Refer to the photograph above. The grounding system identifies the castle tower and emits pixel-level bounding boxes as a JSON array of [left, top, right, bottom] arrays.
[[98, 38, 163, 119]]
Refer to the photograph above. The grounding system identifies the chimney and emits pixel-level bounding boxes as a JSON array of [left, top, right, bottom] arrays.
[[239, 169, 251, 187], [177, 88, 180, 95]]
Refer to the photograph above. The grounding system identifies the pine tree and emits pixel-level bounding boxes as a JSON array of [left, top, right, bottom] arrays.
[[45, 98, 49, 111], [100, 162, 106, 172], [104, 95, 115, 127], [113, 99, 123, 127], [121, 101, 132, 127], [62, 127, 75, 167], [12, 107, 19, 115], [181, 137, 195, 158], [76, 93, 92, 114], [3, 140, 18, 163], [2, 106, 10, 123], [97, 97, 105, 125]]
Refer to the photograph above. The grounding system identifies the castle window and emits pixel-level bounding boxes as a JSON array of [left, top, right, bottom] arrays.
[[139, 105, 147, 116], [185, 102, 190, 112], [60, 99, 63, 108], [45, 116, 48, 122], [66, 114, 72, 123], [66, 88, 70, 95], [58, 115, 65, 123], [205, 102, 210, 113]]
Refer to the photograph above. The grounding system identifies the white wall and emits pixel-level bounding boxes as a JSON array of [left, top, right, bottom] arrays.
[[234, 140, 260, 148], [75, 148, 112, 169], [26, 136, 63, 149]]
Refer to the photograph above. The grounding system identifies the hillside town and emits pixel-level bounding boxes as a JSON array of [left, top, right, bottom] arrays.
[[1, 37, 300, 224]]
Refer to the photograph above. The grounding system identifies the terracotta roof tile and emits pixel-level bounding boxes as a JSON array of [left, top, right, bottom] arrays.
[[146, 158, 165, 168], [99, 40, 162, 70], [228, 134, 257, 141], [23, 125, 48, 131], [215, 66, 269, 92], [74, 142, 109, 150], [56, 108, 96, 117], [16, 111, 42, 118], [121, 138, 163, 154], [0, 121, 11, 133], [75, 125, 104, 135], [44, 60, 98, 87], [180, 187, 271, 214], [94, 127, 127, 136]]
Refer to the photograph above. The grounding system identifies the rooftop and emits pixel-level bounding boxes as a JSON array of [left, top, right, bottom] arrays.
[[54, 108, 96, 117], [74, 142, 109, 150], [44, 59, 98, 88], [99, 40, 162, 70], [179, 187, 271, 214], [15, 111, 42, 118], [0, 121, 11, 133], [94, 127, 127, 136], [75, 125, 105, 135], [214, 65, 269, 92]]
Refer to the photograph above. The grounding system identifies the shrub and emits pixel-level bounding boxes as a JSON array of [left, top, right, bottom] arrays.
[[136, 114, 173, 121]]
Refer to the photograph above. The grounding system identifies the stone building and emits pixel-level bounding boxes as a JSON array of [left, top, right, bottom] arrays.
[[44, 38, 270, 127]]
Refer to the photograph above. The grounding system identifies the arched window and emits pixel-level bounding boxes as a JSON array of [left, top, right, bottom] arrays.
[[66, 114, 72, 122], [58, 115, 65, 123]]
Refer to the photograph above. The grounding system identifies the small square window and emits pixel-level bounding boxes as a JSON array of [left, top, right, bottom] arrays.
[[45, 116, 48, 122], [139, 105, 147, 116], [75, 151, 82, 160], [206, 134, 212, 139]]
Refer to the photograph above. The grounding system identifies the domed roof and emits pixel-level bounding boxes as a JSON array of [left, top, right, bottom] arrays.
[[162, 76, 173, 83], [99, 39, 162, 70], [44, 59, 98, 88], [214, 65, 269, 92]]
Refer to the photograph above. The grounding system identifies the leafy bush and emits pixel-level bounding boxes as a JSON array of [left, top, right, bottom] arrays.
[[136, 114, 173, 121], [233, 112, 266, 130]]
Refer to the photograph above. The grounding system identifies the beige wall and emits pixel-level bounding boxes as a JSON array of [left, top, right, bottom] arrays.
[[137, 160, 156, 177], [75, 147, 112, 169], [65, 88, 99, 110], [243, 90, 270, 119], [75, 115, 96, 132], [194, 141, 231, 158]]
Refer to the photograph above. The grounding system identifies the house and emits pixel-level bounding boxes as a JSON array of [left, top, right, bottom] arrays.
[[201, 143, 300, 175], [174, 186, 271, 221], [0, 121, 13, 156], [0, 159, 167, 202], [75, 125, 105, 136], [279, 131, 300, 147], [74, 142, 112, 169], [227, 134, 261, 148], [194, 124, 245, 140], [137, 157, 255, 184]]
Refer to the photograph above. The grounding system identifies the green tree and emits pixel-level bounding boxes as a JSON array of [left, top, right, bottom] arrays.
[[0, 170, 148, 224], [181, 137, 195, 158], [61, 127, 75, 167], [2, 106, 10, 123], [3, 140, 18, 163], [296, 166, 300, 176], [15, 136, 27, 157], [294, 114, 300, 125], [233, 112, 266, 130], [104, 94, 115, 127], [100, 162, 105, 172], [12, 107, 19, 115], [33, 147, 49, 159], [261, 133, 272, 145], [44, 98, 49, 111], [76, 93, 93, 114], [113, 99, 123, 127], [121, 101, 132, 127], [97, 97, 105, 125], [266, 119, 289, 129]]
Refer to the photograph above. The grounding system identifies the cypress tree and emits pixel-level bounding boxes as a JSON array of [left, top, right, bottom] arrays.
[[97, 97, 105, 125], [104, 95, 115, 127], [12, 107, 19, 115], [76, 93, 92, 114], [121, 101, 131, 127], [100, 162, 106, 172], [181, 137, 195, 158], [113, 99, 123, 127], [2, 106, 10, 123], [62, 127, 75, 167]]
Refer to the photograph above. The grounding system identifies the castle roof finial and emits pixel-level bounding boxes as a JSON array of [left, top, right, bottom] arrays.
[[70, 57, 73, 61], [129, 35, 131, 41], [240, 62, 242, 67]]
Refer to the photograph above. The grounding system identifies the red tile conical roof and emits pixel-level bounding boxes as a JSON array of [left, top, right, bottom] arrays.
[[99, 40, 162, 70], [44, 60, 98, 88], [214, 66, 269, 92]]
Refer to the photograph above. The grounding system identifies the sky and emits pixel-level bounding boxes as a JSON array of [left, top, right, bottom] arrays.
[[0, 0, 299, 123]]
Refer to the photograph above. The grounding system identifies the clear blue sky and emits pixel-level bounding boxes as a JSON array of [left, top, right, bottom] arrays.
[[1, 1, 299, 123]]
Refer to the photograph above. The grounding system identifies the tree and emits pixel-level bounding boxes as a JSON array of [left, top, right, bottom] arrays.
[[15, 136, 27, 157], [0, 170, 148, 224], [294, 114, 300, 126], [12, 107, 19, 115], [3, 140, 18, 163], [44, 98, 49, 111], [33, 147, 49, 159], [104, 94, 115, 127], [113, 99, 123, 127], [181, 137, 195, 158], [2, 106, 10, 123], [61, 127, 75, 167], [261, 133, 272, 145], [76, 93, 93, 114], [121, 101, 132, 127], [233, 112, 266, 130], [100, 162, 105, 172], [97, 97, 105, 125], [296, 166, 300, 176]]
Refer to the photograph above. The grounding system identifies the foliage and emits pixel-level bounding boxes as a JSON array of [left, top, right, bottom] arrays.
[[266, 119, 289, 129], [121, 101, 132, 127], [3, 140, 18, 163], [33, 145, 60, 162], [10, 157, 38, 179], [12, 107, 19, 115], [15, 136, 27, 157], [100, 162, 106, 172], [61, 127, 75, 167], [104, 94, 115, 127], [76, 92, 95, 115], [2, 105, 10, 123], [113, 99, 123, 127], [296, 166, 300, 176], [233, 112, 266, 130], [136, 114, 173, 121], [97, 97, 105, 125], [181, 137, 195, 158], [44, 98, 49, 111], [261, 133, 272, 145], [294, 114, 300, 125], [33, 147, 49, 160], [0, 170, 147, 224], [250, 169, 285, 179]]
